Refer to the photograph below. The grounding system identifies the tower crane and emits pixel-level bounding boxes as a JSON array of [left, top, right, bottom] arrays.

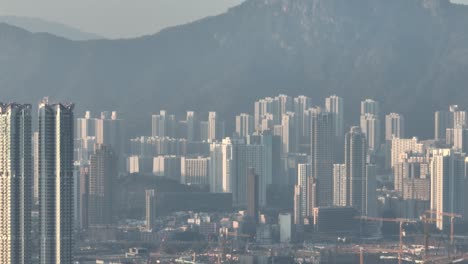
[[357, 216, 417, 264], [424, 210, 462, 246]]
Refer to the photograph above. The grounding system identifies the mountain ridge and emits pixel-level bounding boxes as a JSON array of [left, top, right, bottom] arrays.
[[1, 0, 468, 137], [0, 16, 103, 40]]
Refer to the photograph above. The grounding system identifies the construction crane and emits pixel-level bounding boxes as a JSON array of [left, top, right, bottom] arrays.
[[424, 210, 462, 246], [420, 214, 440, 261], [217, 231, 252, 264], [357, 216, 417, 264]]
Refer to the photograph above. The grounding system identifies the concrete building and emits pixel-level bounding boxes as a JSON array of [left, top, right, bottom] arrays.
[[153, 155, 182, 182], [88, 145, 117, 226], [145, 189, 157, 231], [310, 107, 335, 207], [294, 95, 312, 145], [360, 114, 381, 152], [186, 111, 199, 141], [385, 113, 405, 141], [236, 113, 254, 138], [333, 164, 347, 207], [33, 131, 39, 204], [345, 127, 367, 215], [325, 95, 344, 139], [279, 213, 292, 243], [38, 99, 74, 264], [453, 127, 468, 153], [294, 164, 312, 225], [247, 169, 259, 223], [361, 99, 380, 116], [391, 137, 424, 168], [430, 149, 467, 230], [181, 156, 210, 185], [0, 103, 32, 264], [435, 110, 453, 141], [281, 112, 298, 154]]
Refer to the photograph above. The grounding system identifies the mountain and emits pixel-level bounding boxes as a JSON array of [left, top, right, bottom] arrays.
[[0, 16, 103, 40], [1, 0, 468, 138]]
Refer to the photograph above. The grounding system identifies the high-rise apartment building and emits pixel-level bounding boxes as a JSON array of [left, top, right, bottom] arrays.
[[325, 95, 344, 139], [361, 99, 380, 116], [235, 113, 254, 138], [430, 149, 467, 230], [294, 164, 312, 225], [391, 137, 423, 168], [430, 149, 467, 229], [0, 103, 32, 264], [153, 155, 182, 181], [88, 144, 117, 226], [33, 131, 40, 204], [145, 189, 157, 231], [181, 156, 210, 185], [333, 164, 347, 207], [385, 113, 405, 141], [294, 95, 312, 144], [281, 112, 298, 154], [360, 114, 381, 152], [247, 168, 259, 223], [310, 107, 335, 207], [186, 111, 199, 141], [38, 99, 74, 264], [345, 127, 367, 215]]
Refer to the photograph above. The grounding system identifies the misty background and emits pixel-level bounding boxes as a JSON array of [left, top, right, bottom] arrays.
[[0, 0, 244, 38]]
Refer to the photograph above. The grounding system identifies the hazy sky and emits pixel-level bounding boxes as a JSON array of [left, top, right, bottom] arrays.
[[0, 0, 244, 38], [1, 0, 467, 39]]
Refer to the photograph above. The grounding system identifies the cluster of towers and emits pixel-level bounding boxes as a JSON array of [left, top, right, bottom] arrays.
[[0, 99, 74, 264]]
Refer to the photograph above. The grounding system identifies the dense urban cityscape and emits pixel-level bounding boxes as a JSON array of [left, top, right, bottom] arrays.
[[2, 94, 468, 263]]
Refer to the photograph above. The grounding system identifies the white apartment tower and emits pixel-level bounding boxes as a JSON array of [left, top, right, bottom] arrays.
[[325, 95, 344, 139], [39, 99, 74, 264], [0, 103, 32, 264], [385, 113, 405, 141]]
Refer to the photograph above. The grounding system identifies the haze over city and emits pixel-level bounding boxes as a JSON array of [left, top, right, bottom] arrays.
[[3, 0, 468, 264]]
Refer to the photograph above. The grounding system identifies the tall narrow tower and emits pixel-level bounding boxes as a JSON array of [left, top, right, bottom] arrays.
[[0, 103, 32, 264], [345, 127, 367, 215], [310, 107, 335, 207], [39, 98, 74, 264]]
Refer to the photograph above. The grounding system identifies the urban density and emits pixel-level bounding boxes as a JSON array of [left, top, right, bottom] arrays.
[[2, 94, 468, 263]]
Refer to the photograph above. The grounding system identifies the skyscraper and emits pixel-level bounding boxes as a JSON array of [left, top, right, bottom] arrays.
[[361, 99, 380, 116], [310, 107, 335, 207], [391, 137, 423, 168], [152, 111, 166, 137], [333, 164, 347, 207], [39, 99, 74, 264], [145, 189, 157, 231], [295, 164, 312, 225], [281, 112, 298, 154], [360, 114, 381, 152], [294, 95, 312, 144], [208, 112, 217, 142], [33, 131, 40, 204], [235, 113, 254, 138], [435, 110, 453, 141], [0, 103, 32, 264], [186, 111, 199, 141], [385, 113, 405, 141], [325, 95, 344, 139], [88, 144, 117, 226], [181, 156, 210, 185], [430, 149, 466, 230], [247, 168, 259, 223], [345, 127, 367, 215]]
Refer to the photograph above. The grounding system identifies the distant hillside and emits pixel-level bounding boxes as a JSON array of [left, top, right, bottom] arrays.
[[0, 16, 102, 40], [1, 0, 468, 138]]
